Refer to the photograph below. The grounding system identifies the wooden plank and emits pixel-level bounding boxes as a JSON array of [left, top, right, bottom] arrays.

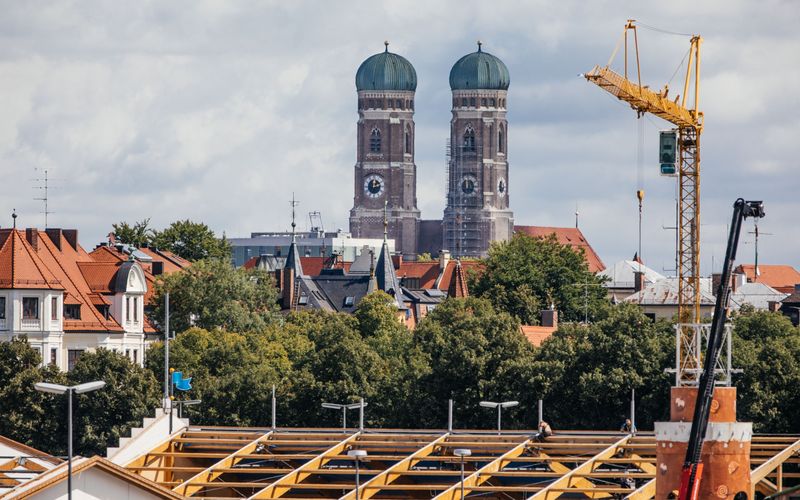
[[248, 432, 360, 499], [528, 435, 631, 500], [340, 432, 448, 500], [174, 430, 272, 496]]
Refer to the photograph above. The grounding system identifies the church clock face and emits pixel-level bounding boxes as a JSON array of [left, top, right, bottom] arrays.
[[497, 177, 507, 197], [363, 174, 385, 199], [461, 175, 477, 196]]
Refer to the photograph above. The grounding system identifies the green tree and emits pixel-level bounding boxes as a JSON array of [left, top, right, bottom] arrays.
[[0, 338, 67, 455], [413, 297, 537, 430], [732, 308, 800, 432], [146, 327, 296, 427], [150, 259, 281, 333], [152, 219, 231, 261], [534, 303, 673, 430], [111, 219, 154, 247], [471, 233, 608, 323], [67, 349, 160, 456]]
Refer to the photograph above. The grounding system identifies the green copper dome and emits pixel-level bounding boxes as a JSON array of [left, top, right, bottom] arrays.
[[356, 44, 417, 92], [449, 44, 510, 90]]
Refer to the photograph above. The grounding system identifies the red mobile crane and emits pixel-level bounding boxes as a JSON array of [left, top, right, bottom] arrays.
[[678, 198, 765, 500]]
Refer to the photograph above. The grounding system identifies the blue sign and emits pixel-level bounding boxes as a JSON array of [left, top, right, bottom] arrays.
[[172, 371, 192, 391]]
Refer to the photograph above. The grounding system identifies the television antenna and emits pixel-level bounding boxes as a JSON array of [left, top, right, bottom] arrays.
[[32, 168, 58, 228]]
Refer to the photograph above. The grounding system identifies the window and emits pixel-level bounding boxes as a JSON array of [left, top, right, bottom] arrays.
[[461, 98, 468, 107], [395, 99, 401, 108], [0, 297, 5, 319], [344, 296, 355, 307], [490, 98, 496, 106], [469, 97, 476, 107], [463, 126, 476, 152], [499, 127, 505, 153], [22, 297, 39, 320], [368, 99, 374, 108], [133, 297, 139, 322], [481, 98, 487, 107], [404, 128, 411, 154], [370, 128, 381, 152], [64, 304, 81, 320], [133, 350, 138, 364], [68, 349, 83, 371], [50, 348, 57, 365], [126, 297, 131, 322], [126, 349, 130, 359], [51, 297, 58, 320]]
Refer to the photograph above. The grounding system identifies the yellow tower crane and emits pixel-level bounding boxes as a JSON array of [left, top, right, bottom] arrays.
[[585, 20, 703, 385]]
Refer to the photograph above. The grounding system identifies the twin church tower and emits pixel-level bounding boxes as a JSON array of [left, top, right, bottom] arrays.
[[349, 42, 514, 259]]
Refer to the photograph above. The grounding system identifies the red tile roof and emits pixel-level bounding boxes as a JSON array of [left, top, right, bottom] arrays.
[[520, 325, 557, 347], [0, 230, 63, 290], [514, 226, 606, 272], [734, 264, 800, 294], [396, 260, 483, 291]]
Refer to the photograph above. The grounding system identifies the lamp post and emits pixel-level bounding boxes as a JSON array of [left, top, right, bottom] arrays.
[[35, 381, 106, 500], [479, 400, 519, 435], [453, 448, 471, 499], [347, 449, 368, 499], [322, 401, 368, 432]]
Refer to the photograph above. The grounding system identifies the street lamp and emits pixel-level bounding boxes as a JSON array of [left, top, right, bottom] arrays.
[[479, 400, 519, 435], [348, 449, 368, 499], [322, 401, 368, 431], [35, 381, 106, 500], [453, 448, 471, 499]]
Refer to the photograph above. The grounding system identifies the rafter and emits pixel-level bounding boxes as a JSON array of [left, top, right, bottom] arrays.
[[432, 437, 530, 500], [341, 432, 449, 500], [751, 437, 800, 497], [248, 432, 360, 499], [174, 430, 273, 496], [528, 435, 631, 499]]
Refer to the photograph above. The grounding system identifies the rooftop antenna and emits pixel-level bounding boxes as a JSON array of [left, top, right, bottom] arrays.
[[746, 219, 772, 281], [575, 203, 579, 228], [290, 193, 299, 243], [383, 200, 388, 243], [32, 168, 56, 228]]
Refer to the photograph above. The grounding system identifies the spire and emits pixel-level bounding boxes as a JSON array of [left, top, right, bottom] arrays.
[[284, 194, 303, 276], [384, 40, 389, 53], [477, 40, 483, 52], [447, 259, 469, 298], [11, 209, 17, 229]]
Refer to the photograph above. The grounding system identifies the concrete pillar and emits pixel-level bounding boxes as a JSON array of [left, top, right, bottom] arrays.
[[655, 387, 751, 499]]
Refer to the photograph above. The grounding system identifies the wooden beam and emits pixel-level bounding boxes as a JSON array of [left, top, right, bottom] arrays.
[[432, 437, 530, 500], [173, 430, 273, 496], [248, 432, 360, 499], [751, 437, 800, 491], [528, 435, 631, 500], [340, 432, 449, 500], [625, 478, 655, 499]]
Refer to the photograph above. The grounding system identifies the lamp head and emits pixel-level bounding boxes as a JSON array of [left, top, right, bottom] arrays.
[[500, 401, 519, 408], [34, 382, 68, 395], [479, 401, 498, 408], [453, 448, 472, 457]]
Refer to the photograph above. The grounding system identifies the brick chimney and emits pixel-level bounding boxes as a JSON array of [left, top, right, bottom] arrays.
[[391, 254, 403, 269], [63, 229, 79, 250], [634, 271, 645, 292], [541, 308, 558, 329], [732, 272, 746, 293], [25, 228, 38, 250]]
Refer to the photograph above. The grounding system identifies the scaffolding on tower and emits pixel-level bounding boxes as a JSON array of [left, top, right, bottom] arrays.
[[445, 137, 483, 258]]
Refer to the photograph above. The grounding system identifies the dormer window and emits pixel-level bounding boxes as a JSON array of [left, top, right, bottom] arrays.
[[64, 304, 81, 320]]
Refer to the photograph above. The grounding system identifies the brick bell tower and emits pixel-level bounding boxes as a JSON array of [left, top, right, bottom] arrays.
[[349, 42, 420, 258], [443, 42, 514, 258]]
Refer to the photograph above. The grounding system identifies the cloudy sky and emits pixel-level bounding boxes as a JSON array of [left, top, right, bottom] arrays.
[[1, 1, 797, 273]]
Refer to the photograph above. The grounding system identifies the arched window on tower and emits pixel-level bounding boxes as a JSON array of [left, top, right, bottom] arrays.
[[463, 126, 476, 152], [405, 126, 411, 154], [499, 125, 505, 154], [370, 128, 381, 153]]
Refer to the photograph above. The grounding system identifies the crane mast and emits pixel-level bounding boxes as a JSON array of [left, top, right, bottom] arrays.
[[585, 20, 704, 385]]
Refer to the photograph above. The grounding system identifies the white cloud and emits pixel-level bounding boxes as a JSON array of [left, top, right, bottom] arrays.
[[0, 0, 797, 273]]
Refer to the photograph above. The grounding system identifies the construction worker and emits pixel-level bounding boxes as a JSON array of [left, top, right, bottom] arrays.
[[620, 418, 636, 433], [535, 421, 552, 442]]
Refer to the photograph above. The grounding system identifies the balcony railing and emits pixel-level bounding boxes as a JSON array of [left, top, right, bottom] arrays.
[[21, 318, 41, 330]]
